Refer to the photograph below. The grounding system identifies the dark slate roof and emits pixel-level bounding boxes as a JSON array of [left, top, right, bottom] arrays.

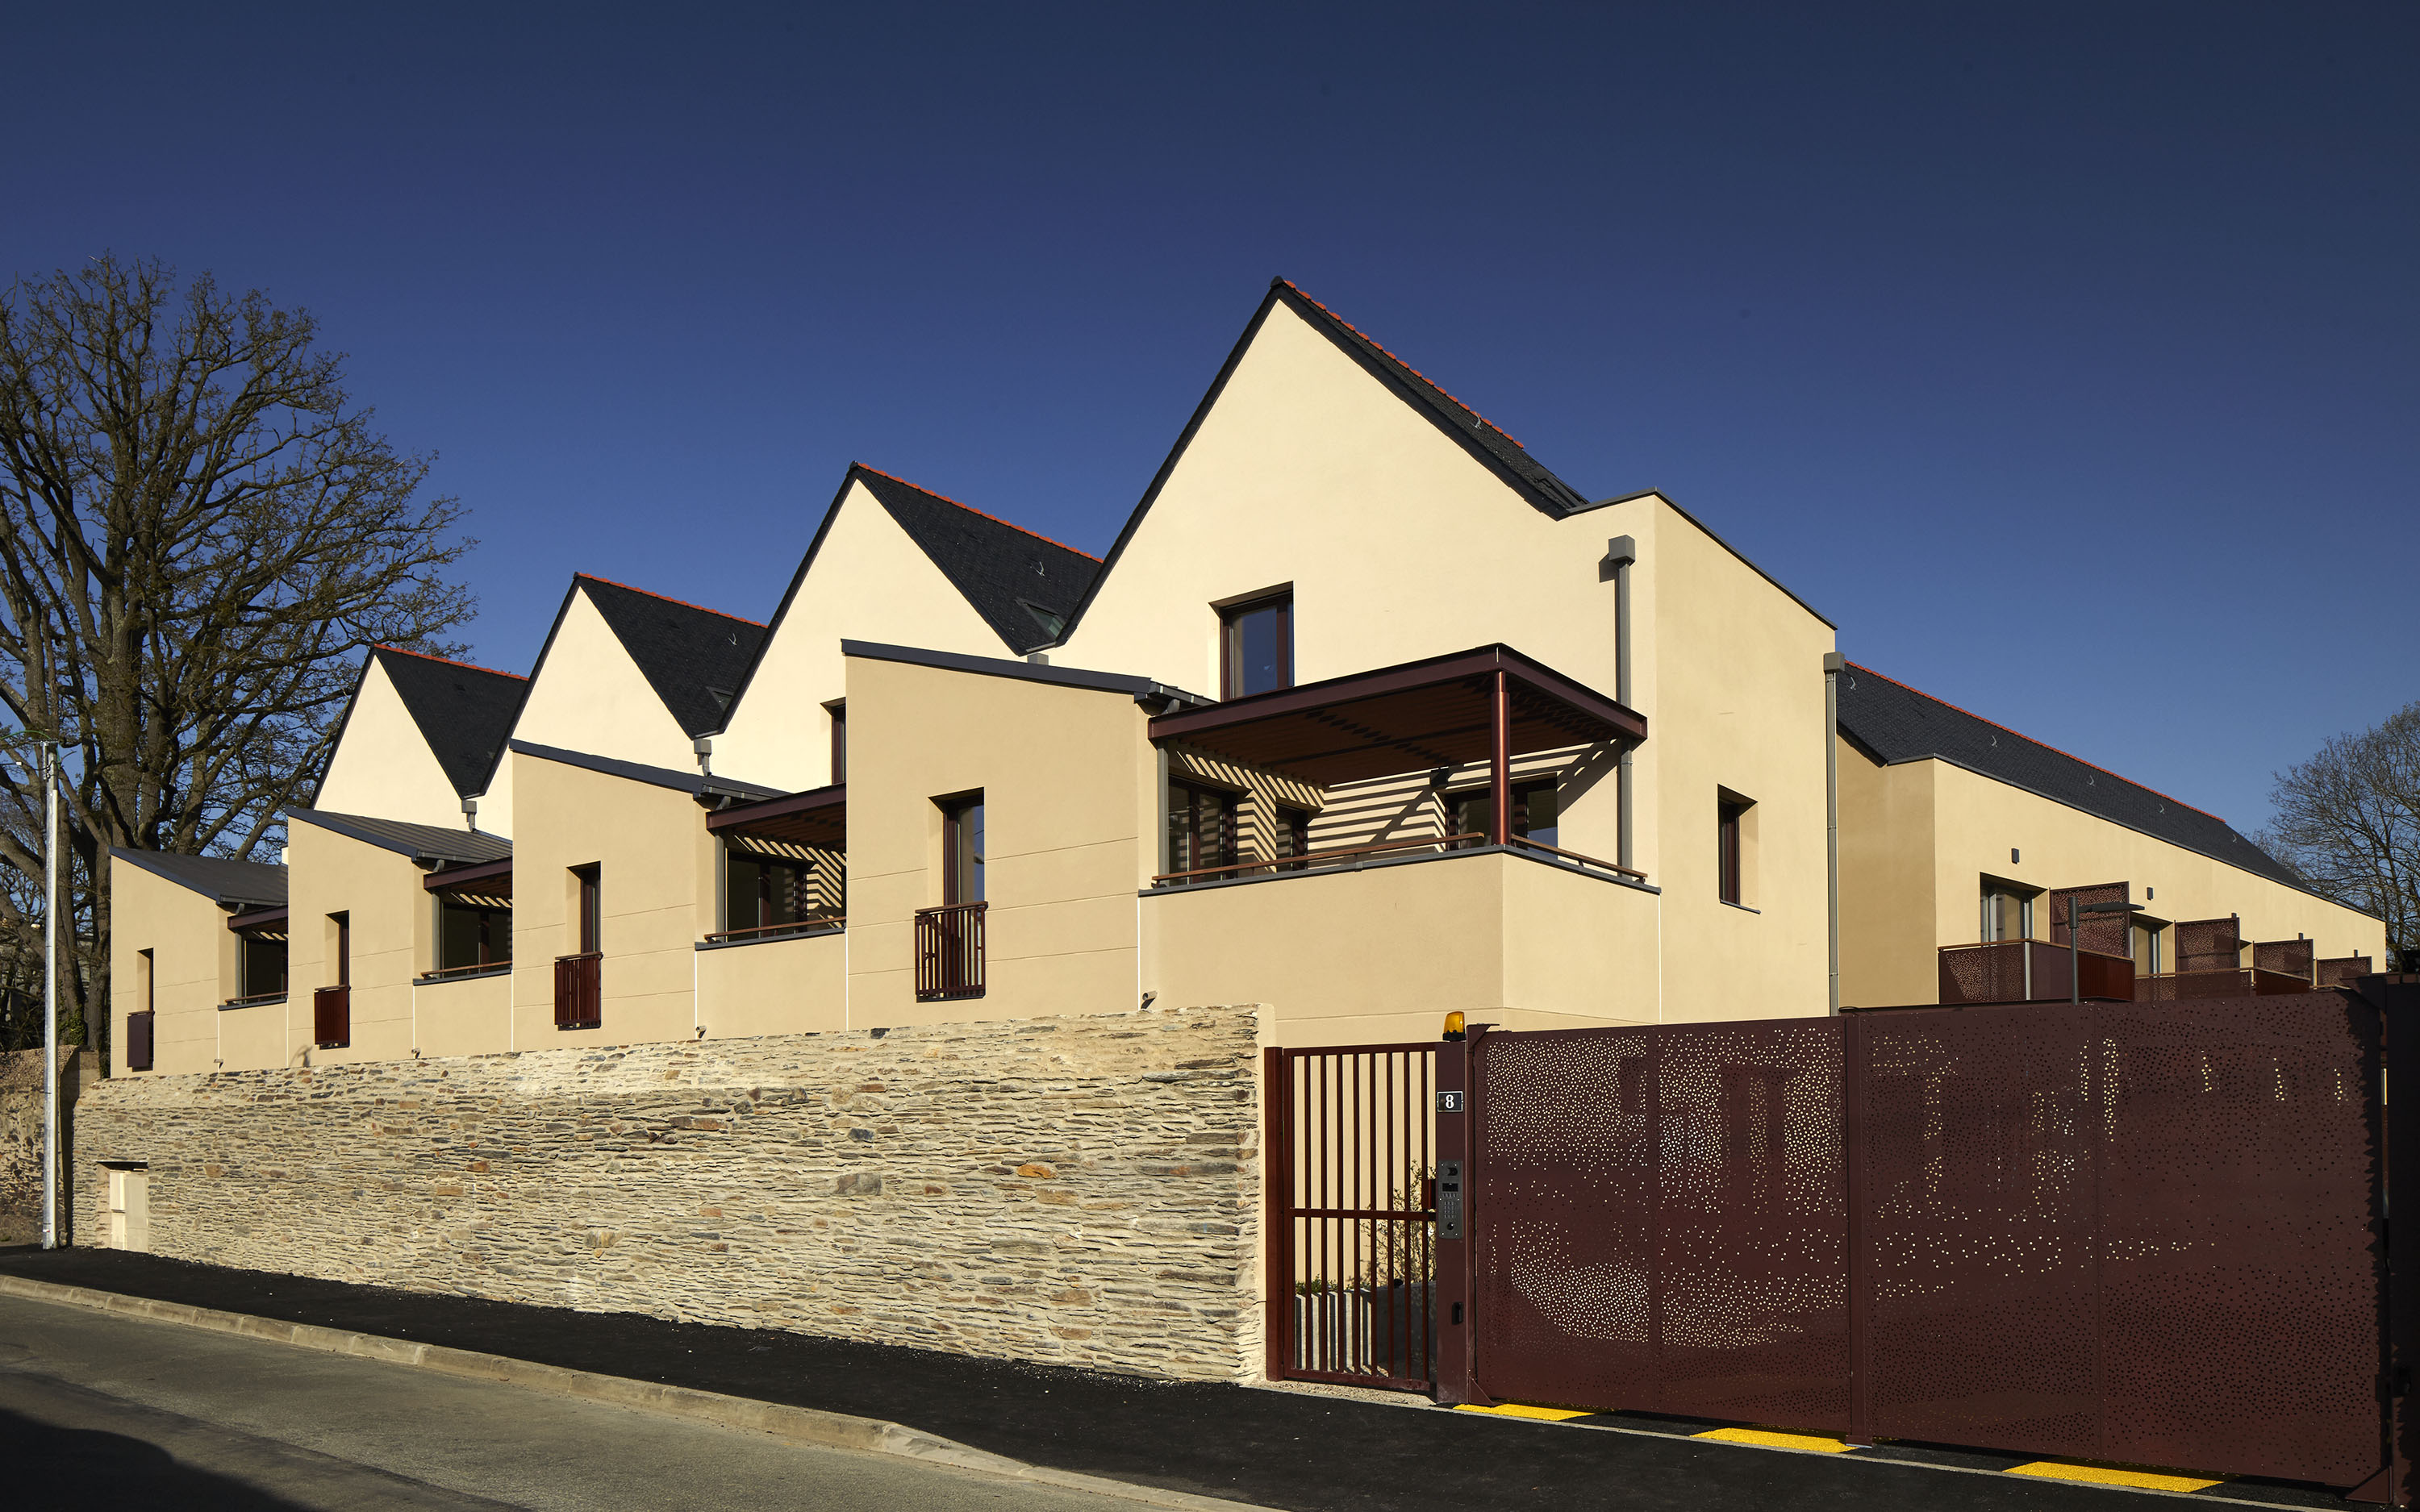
[[1271, 280, 1592, 516], [371, 647, 528, 798], [849, 467, 1101, 653], [841, 639, 1212, 706], [508, 740, 784, 800], [286, 809, 512, 866], [1835, 664, 2301, 886], [576, 576, 769, 737], [110, 848, 287, 908]]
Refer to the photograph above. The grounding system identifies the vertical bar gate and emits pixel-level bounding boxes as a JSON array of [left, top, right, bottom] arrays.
[[1265, 1043, 1438, 1389]]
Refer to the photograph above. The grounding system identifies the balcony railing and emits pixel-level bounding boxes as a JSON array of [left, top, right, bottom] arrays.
[[703, 914, 845, 946], [915, 902, 986, 1001], [414, 959, 511, 985], [2134, 968, 2316, 1001], [312, 985, 351, 1049], [1152, 831, 1648, 889], [125, 1010, 155, 1071], [219, 989, 289, 1009], [554, 952, 602, 1029], [1938, 939, 2135, 1004]]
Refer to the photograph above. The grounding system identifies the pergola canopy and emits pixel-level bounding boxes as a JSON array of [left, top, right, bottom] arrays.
[[425, 857, 512, 899], [1147, 644, 1645, 787], [705, 783, 847, 851]]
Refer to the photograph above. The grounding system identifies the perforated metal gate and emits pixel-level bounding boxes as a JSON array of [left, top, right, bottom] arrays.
[[1462, 996, 2389, 1491]]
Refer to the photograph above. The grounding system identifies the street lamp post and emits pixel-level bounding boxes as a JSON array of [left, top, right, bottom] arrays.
[[2072, 898, 2147, 1005], [41, 741, 58, 1250]]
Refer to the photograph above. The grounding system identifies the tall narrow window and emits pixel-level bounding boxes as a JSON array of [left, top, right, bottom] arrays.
[[1275, 806, 1312, 869], [331, 912, 351, 988], [574, 866, 601, 954], [1166, 782, 1239, 880], [826, 701, 847, 785], [941, 798, 985, 906], [139, 948, 154, 1014], [2133, 920, 2165, 977], [1219, 591, 1292, 699], [1717, 794, 1751, 906]]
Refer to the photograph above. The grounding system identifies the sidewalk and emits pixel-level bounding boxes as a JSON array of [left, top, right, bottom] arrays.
[[0, 1248, 2332, 1512]]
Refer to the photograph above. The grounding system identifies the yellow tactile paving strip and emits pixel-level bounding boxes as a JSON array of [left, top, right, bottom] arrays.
[[1465, 1401, 2241, 1495], [1693, 1427, 1854, 1452], [2009, 1462, 2223, 1493]]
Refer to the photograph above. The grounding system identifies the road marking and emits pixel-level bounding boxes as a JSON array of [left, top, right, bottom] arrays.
[[1692, 1427, 1855, 1453], [1454, 1402, 1594, 1421], [2008, 1463, 2223, 1493]]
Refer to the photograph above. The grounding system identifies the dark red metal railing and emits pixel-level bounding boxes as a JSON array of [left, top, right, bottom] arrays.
[[703, 913, 845, 945], [915, 902, 985, 1000], [1265, 1043, 1438, 1392], [1938, 939, 2134, 1003], [312, 985, 351, 1049], [553, 952, 602, 1029], [124, 1010, 155, 1071]]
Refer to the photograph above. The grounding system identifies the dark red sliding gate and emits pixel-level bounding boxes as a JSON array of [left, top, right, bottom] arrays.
[[1440, 995, 2393, 1493], [1265, 1043, 1438, 1389]]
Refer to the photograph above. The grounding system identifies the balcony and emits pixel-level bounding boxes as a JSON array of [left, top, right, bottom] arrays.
[[915, 901, 987, 1000], [312, 984, 351, 1048], [703, 783, 847, 947], [1937, 939, 2136, 1004], [554, 952, 602, 1029]]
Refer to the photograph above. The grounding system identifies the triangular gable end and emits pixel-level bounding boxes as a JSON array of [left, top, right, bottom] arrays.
[[1059, 277, 1593, 639], [849, 465, 1100, 654], [574, 576, 769, 738], [371, 647, 529, 797]]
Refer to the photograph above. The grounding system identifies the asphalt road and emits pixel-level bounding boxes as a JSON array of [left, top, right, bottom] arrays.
[[0, 1293, 1199, 1511]]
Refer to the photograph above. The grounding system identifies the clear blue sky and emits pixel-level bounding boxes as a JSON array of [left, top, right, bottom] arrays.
[[6, 2, 2412, 831]]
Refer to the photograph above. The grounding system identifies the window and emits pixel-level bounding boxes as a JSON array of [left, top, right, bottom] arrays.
[[1219, 591, 1292, 699], [941, 797, 985, 905], [438, 898, 510, 971], [726, 846, 814, 936], [1275, 806, 1312, 869], [1446, 781, 1558, 846], [138, 948, 153, 1015], [1980, 878, 2038, 942], [573, 866, 601, 955], [239, 932, 287, 999], [2133, 919, 2166, 977], [826, 701, 847, 785], [1717, 792, 1754, 906], [1167, 781, 1239, 880], [329, 912, 351, 988]]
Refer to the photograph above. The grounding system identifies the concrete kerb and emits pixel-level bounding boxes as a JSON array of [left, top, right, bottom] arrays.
[[0, 1272, 1267, 1512]]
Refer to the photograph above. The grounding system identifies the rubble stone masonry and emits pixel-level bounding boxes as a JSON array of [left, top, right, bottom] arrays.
[[73, 1003, 1262, 1381]]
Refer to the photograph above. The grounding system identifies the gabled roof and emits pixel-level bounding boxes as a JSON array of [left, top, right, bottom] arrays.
[[1270, 280, 1592, 515], [368, 647, 528, 798], [1835, 664, 2303, 888], [508, 739, 783, 800], [287, 809, 511, 866], [849, 466, 1102, 654], [109, 848, 287, 909], [1059, 277, 1606, 641], [570, 575, 768, 737]]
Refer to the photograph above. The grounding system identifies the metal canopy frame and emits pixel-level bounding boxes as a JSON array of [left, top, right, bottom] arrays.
[[704, 783, 847, 852], [424, 857, 514, 899], [1146, 644, 1646, 789]]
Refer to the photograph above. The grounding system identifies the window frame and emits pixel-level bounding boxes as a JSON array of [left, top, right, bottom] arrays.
[[1216, 588, 1294, 701], [1717, 792, 1753, 906], [941, 794, 986, 906], [1166, 780, 1242, 880]]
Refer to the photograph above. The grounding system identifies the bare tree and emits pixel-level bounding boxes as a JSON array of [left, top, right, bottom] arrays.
[[2258, 700, 2420, 973], [0, 255, 475, 1057]]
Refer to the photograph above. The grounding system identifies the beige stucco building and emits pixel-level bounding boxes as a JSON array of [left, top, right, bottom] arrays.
[[106, 277, 2384, 1083]]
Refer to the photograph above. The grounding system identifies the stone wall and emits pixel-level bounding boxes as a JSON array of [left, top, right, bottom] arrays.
[[73, 1003, 1262, 1381], [2, 1046, 90, 1246]]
